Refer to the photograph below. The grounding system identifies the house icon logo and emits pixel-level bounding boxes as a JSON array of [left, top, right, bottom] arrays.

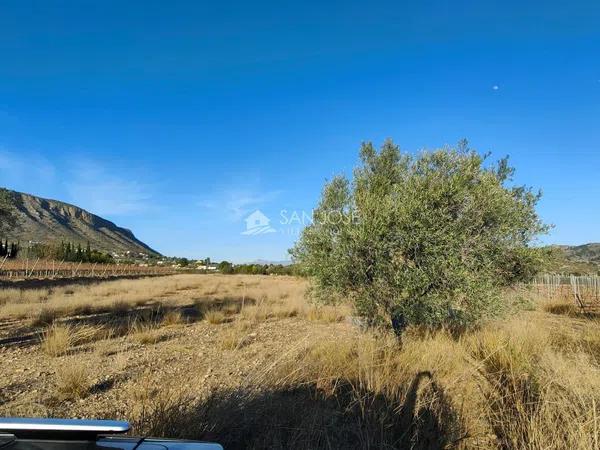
[[242, 209, 277, 235]]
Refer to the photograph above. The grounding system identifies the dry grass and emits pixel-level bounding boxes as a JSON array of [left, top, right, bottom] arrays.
[[162, 310, 184, 326], [0, 275, 204, 322], [0, 274, 314, 325], [205, 310, 226, 325], [40, 323, 72, 356], [542, 297, 582, 317], [40, 323, 106, 356], [123, 309, 600, 449], [463, 316, 600, 449], [220, 321, 252, 350], [239, 303, 270, 323], [54, 363, 92, 400], [29, 307, 58, 327], [130, 322, 162, 345], [305, 305, 347, 323], [121, 281, 600, 449], [4, 274, 600, 449]]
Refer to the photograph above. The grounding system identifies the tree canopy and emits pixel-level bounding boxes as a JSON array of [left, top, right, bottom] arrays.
[[291, 140, 549, 331]]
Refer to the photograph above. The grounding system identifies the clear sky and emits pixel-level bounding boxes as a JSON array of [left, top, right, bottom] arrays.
[[0, 1, 599, 262]]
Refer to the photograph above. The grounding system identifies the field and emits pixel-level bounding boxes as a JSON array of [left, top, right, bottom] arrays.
[[0, 259, 174, 281], [1, 274, 600, 449]]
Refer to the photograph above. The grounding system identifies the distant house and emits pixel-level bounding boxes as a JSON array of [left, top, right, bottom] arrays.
[[197, 261, 218, 270]]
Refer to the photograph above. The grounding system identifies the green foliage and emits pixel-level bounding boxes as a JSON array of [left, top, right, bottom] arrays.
[[217, 260, 234, 274], [0, 188, 17, 233], [217, 261, 299, 276], [0, 238, 19, 258], [291, 140, 549, 330], [175, 257, 190, 267], [28, 241, 114, 263]]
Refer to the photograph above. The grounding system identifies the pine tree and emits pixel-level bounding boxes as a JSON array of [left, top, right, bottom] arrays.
[[9, 242, 18, 259]]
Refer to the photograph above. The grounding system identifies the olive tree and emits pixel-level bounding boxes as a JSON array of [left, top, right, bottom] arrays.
[[291, 140, 548, 331]]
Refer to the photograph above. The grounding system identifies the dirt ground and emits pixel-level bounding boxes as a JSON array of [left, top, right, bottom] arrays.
[[0, 274, 354, 418]]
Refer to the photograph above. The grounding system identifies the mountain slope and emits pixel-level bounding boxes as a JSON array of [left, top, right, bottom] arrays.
[[3, 189, 159, 256], [546, 243, 600, 274], [561, 243, 600, 264]]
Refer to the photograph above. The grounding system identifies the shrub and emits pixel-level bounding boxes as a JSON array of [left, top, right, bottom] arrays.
[[30, 307, 58, 327], [162, 310, 184, 326], [205, 310, 226, 325], [110, 300, 131, 315], [40, 324, 72, 356], [131, 322, 162, 345], [240, 304, 270, 323], [55, 364, 91, 399], [291, 140, 548, 331], [220, 322, 252, 350], [305, 305, 345, 323]]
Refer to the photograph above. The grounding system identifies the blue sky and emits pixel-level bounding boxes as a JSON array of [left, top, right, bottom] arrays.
[[0, 1, 599, 262]]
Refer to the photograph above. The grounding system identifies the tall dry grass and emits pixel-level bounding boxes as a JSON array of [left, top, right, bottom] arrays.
[[40, 323, 105, 356], [55, 363, 92, 400], [120, 286, 600, 449], [0, 274, 311, 324]]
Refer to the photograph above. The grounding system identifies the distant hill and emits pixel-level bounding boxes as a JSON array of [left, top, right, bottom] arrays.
[[248, 259, 293, 266], [560, 243, 600, 264], [2, 189, 159, 256], [547, 243, 600, 274]]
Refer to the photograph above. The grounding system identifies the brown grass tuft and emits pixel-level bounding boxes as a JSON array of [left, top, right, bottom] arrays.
[[130, 323, 162, 345], [162, 310, 184, 326], [543, 298, 579, 316], [30, 307, 58, 327], [55, 364, 91, 400], [305, 305, 346, 323], [220, 322, 252, 350], [40, 324, 72, 356], [205, 310, 226, 325]]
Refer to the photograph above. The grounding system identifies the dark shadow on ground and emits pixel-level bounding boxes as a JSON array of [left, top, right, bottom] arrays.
[[0, 296, 257, 350], [0, 274, 170, 290], [131, 371, 466, 450], [545, 303, 600, 319]]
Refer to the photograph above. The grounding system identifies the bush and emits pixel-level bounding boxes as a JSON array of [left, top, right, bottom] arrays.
[[40, 324, 72, 356], [55, 364, 91, 400], [291, 140, 548, 331], [205, 310, 226, 324]]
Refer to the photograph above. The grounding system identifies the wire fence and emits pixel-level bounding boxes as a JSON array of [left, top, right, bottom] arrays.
[[529, 273, 600, 312], [0, 257, 176, 281]]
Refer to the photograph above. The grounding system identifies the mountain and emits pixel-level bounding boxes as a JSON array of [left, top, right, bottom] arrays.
[[248, 259, 293, 266], [2, 189, 159, 256], [547, 243, 600, 274], [560, 243, 600, 265]]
